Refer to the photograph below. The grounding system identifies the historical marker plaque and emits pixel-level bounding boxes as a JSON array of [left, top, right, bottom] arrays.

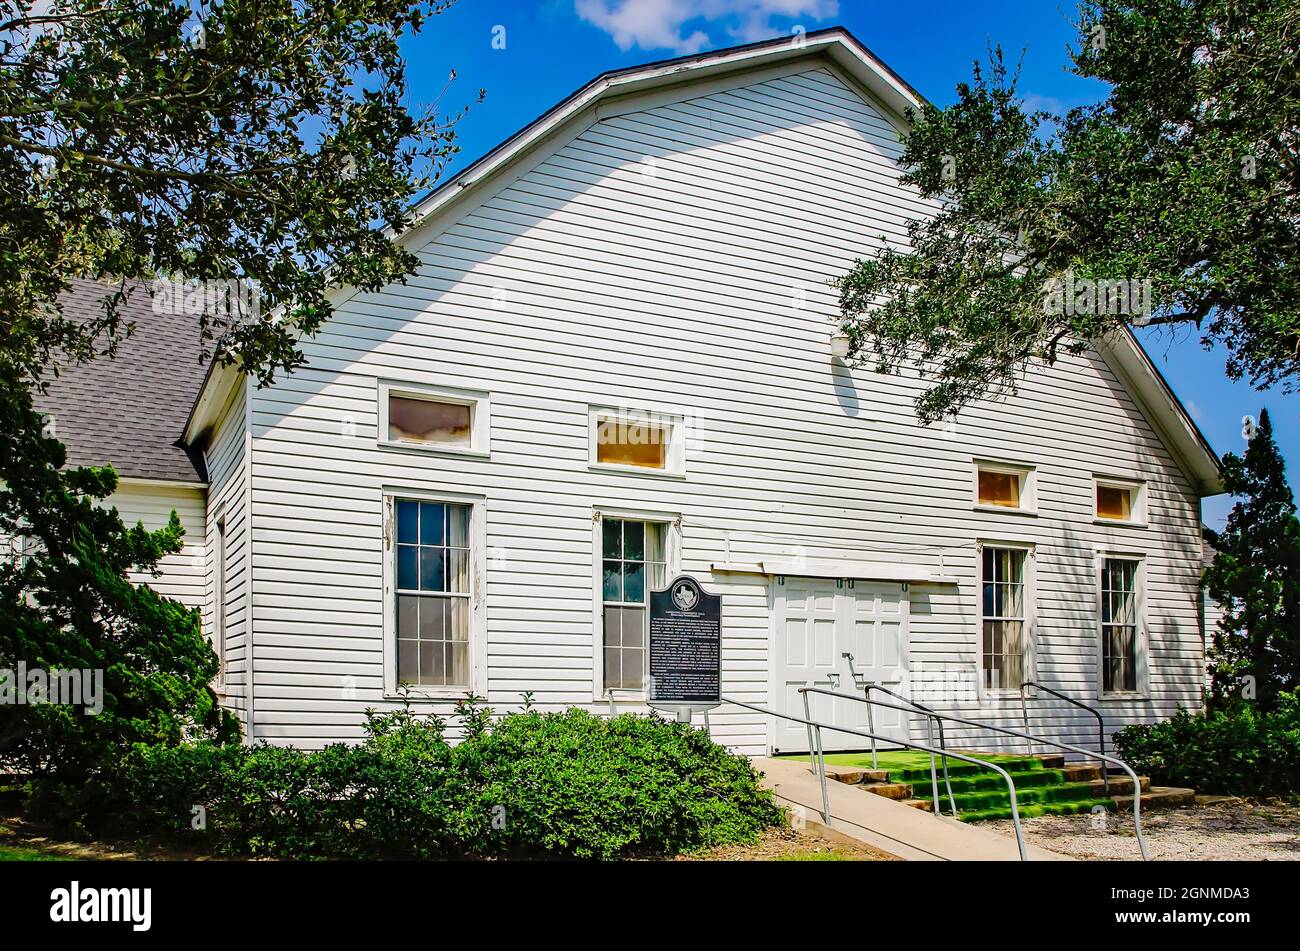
[[648, 574, 721, 710]]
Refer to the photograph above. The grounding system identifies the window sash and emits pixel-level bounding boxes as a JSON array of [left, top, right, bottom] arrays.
[[1096, 484, 1135, 521], [981, 547, 1027, 689], [1101, 559, 1140, 692], [600, 518, 667, 691], [393, 497, 474, 689]]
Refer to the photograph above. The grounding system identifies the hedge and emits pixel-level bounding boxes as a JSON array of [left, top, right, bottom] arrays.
[[1112, 691, 1300, 797], [96, 700, 783, 859]]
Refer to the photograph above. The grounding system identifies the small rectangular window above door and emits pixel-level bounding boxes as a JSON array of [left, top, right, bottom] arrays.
[[378, 381, 489, 456]]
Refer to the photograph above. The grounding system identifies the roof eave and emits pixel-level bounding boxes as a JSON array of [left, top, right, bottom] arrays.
[[1096, 330, 1224, 496]]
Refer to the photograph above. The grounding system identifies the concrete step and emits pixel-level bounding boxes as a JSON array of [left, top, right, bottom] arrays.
[[1119, 786, 1196, 811], [822, 765, 890, 785], [861, 782, 914, 800]]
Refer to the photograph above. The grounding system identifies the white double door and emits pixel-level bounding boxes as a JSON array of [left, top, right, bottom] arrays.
[[772, 578, 910, 753]]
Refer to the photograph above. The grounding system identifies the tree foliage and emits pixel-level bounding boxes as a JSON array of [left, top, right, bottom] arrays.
[[0, 1, 466, 786], [1204, 409, 1300, 707], [836, 0, 1299, 422], [1, 0, 473, 387], [0, 373, 241, 796]]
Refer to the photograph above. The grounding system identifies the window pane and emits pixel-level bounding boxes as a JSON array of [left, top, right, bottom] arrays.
[[604, 648, 621, 689], [448, 597, 469, 642], [603, 606, 622, 647], [619, 607, 646, 650], [622, 648, 644, 689], [624, 561, 645, 603], [624, 522, 644, 561], [447, 548, 469, 594], [1097, 484, 1133, 520], [449, 641, 469, 687], [419, 597, 445, 639], [419, 547, 445, 591], [602, 561, 622, 602], [447, 504, 470, 548], [420, 502, 445, 546], [647, 522, 666, 564], [397, 545, 418, 590], [398, 639, 419, 683], [978, 469, 1020, 507], [396, 500, 419, 544], [389, 395, 471, 446], [398, 594, 419, 635], [602, 518, 622, 558], [596, 416, 668, 469]]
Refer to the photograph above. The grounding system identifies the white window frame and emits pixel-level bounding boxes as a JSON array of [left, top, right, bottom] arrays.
[[377, 379, 490, 457], [381, 487, 487, 699], [214, 514, 227, 674], [591, 507, 682, 702], [976, 539, 1036, 696], [972, 459, 1037, 515], [588, 405, 686, 477], [1093, 475, 1147, 526], [1096, 551, 1149, 699]]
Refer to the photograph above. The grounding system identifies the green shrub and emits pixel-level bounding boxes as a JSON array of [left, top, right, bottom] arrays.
[[1112, 691, 1300, 797], [105, 701, 782, 860]]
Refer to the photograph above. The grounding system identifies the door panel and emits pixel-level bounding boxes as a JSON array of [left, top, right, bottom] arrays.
[[772, 578, 910, 753]]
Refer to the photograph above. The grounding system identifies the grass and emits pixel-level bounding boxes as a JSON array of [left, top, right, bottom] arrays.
[[775, 848, 860, 861], [777, 750, 1120, 822], [0, 839, 70, 861], [778, 749, 1042, 772]]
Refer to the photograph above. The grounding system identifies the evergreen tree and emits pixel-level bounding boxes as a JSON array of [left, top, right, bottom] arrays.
[[1204, 409, 1300, 707]]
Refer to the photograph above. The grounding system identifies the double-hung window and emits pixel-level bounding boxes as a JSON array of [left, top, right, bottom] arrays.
[[601, 518, 668, 692], [981, 546, 1028, 690], [1101, 558, 1141, 694], [395, 499, 472, 688]]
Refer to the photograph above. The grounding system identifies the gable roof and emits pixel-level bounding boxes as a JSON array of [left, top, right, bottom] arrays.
[[402, 27, 925, 240], [36, 278, 208, 484], [184, 26, 1222, 495]]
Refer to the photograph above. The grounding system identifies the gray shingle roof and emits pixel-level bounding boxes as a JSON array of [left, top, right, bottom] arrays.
[[33, 278, 209, 483]]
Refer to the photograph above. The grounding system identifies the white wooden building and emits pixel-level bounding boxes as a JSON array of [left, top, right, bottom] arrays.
[[46, 29, 1222, 756]]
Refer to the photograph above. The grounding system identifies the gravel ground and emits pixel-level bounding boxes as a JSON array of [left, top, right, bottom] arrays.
[[984, 799, 1300, 861], [680, 827, 896, 861]]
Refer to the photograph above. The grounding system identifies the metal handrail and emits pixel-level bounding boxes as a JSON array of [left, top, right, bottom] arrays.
[[802, 686, 1149, 861], [721, 694, 1029, 861], [1019, 681, 1109, 795], [863, 684, 958, 818]]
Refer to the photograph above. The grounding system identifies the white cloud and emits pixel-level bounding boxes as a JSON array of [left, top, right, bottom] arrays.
[[575, 0, 838, 56]]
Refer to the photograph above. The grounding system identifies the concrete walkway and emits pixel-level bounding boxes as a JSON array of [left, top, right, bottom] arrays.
[[755, 757, 1071, 861]]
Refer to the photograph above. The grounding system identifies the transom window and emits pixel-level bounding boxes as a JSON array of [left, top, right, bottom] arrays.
[[589, 407, 685, 475], [601, 518, 667, 691], [389, 395, 471, 447], [1101, 558, 1140, 693], [978, 469, 1020, 507], [1096, 479, 1143, 523], [379, 381, 489, 455], [982, 546, 1027, 689], [975, 462, 1034, 511], [395, 499, 471, 687]]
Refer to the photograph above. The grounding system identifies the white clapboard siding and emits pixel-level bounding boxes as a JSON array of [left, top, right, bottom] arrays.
[[110, 482, 206, 613], [203, 382, 252, 728], [242, 64, 1207, 752]]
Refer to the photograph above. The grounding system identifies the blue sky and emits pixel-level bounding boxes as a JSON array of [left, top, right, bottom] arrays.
[[398, 0, 1296, 529]]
